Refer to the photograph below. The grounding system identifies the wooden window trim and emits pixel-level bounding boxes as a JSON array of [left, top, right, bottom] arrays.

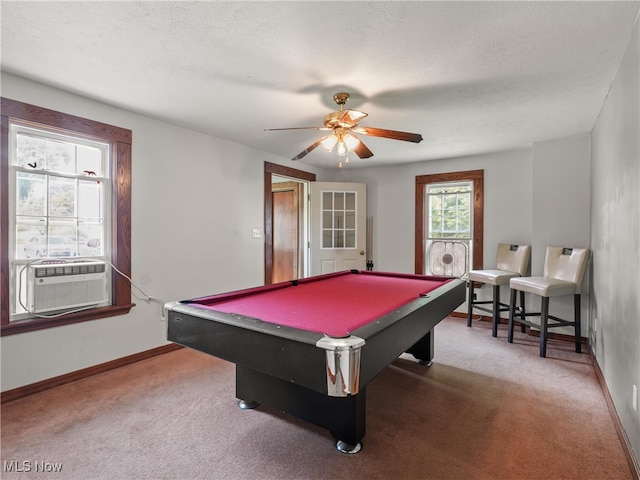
[[415, 169, 484, 274], [1, 98, 133, 336]]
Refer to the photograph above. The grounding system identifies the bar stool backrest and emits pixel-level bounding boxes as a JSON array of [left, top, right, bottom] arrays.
[[543, 247, 590, 292], [496, 244, 531, 276]]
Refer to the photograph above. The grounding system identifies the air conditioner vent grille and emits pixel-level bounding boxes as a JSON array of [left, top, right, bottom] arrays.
[[34, 263, 106, 278]]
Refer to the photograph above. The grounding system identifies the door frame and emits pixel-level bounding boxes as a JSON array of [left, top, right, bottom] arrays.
[[264, 162, 316, 285]]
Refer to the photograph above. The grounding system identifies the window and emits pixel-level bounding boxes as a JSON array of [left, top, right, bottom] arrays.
[[415, 170, 484, 276], [424, 182, 472, 276], [10, 125, 111, 317], [1, 98, 133, 335], [321, 191, 357, 249]]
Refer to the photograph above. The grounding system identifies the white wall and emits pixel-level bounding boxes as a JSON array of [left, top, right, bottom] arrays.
[[531, 134, 592, 326], [590, 18, 640, 465], [0, 73, 326, 391]]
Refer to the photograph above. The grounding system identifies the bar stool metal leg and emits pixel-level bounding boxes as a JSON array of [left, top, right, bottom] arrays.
[[540, 297, 549, 357], [492, 285, 500, 337], [519, 291, 526, 332], [467, 280, 475, 327], [508, 288, 517, 343], [574, 294, 581, 353]]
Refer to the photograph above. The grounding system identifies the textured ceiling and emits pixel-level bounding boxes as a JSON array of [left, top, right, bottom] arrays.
[[1, 1, 639, 169]]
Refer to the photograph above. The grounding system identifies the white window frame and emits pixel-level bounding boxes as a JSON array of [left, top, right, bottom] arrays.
[[424, 181, 473, 277], [8, 123, 112, 320]]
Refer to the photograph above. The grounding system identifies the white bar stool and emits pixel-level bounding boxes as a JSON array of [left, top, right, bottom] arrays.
[[508, 246, 590, 357], [467, 244, 531, 337]]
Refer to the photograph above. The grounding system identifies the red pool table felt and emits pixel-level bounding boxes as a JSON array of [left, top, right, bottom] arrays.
[[188, 271, 451, 337]]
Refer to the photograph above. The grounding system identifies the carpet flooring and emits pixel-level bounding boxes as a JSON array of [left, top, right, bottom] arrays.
[[1, 317, 633, 480]]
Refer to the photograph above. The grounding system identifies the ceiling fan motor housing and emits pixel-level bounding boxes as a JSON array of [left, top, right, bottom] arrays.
[[333, 92, 350, 106]]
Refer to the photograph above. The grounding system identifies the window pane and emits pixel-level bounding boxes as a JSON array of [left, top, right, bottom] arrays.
[[78, 179, 102, 219], [345, 230, 355, 248], [345, 211, 355, 229], [78, 223, 103, 256], [16, 172, 46, 217], [322, 191, 332, 209], [77, 145, 102, 175], [334, 192, 344, 210], [334, 211, 344, 229], [47, 139, 75, 173], [49, 177, 76, 217], [429, 185, 469, 194], [16, 219, 46, 259], [458, 209, 470, 234], [322, 211, 332, 229], [16, 133, 46, 168], [48, 222, 78, 258], [345, 192, 355, 210]]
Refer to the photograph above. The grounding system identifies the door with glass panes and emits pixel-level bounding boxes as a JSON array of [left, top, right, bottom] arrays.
[[309, 182, 366, 275]]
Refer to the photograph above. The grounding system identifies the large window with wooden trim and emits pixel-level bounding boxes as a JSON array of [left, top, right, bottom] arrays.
[[415, 170, 484, 276], [1, 98, 133, 335]]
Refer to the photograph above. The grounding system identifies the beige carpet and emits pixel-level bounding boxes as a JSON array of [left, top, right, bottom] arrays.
[[1, 317, 633, 480]]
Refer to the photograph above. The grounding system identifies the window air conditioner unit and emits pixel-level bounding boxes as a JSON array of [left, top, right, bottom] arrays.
[[26, 261, 109, 314]]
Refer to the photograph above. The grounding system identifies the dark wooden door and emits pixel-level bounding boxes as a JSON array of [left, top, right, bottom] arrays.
[[272, 183, 299, 283]]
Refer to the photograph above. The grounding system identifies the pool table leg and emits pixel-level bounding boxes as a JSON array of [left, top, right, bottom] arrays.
[[405, 330, 434, 366], [235, 365, 366, 453], [238, 399, 259, 409]]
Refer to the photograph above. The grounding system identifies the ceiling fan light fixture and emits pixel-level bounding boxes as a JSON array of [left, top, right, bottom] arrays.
[[321, 134, 338, 151], [336, 141, 347, 156], [343, 133, 360, 150]]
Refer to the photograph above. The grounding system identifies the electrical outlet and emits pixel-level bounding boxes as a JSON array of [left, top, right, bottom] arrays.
[[633, 385, 638, 412], [252, 228, 262, 239]]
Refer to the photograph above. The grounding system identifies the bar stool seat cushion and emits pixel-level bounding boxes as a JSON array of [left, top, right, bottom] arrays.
[[468, 269, 520, 286], [510, 276, 578, 297], [467, 243, 531, 338]]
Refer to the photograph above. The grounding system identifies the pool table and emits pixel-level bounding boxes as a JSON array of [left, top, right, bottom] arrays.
[[165, 270, 465, 453]]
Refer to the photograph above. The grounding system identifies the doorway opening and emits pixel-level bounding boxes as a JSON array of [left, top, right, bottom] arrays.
[[264, 162, 316, 285], [271, 176, 308, 283]]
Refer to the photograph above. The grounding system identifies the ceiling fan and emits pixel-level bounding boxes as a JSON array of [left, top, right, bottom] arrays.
[[265, 92, 423, 167]]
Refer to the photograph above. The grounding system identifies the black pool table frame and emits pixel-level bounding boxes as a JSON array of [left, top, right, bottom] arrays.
[[166, 275, 465, 453]]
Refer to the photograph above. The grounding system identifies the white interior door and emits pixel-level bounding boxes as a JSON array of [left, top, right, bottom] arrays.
[[309, 182, 367, 275]]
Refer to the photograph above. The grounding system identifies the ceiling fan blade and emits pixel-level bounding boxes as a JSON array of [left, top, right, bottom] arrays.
[[292, 137, 327, 161], [338, 109, 368, 128], [353, 138, 374, 158], [264, 127, 330, 132], [353, 127, 423, 143]]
